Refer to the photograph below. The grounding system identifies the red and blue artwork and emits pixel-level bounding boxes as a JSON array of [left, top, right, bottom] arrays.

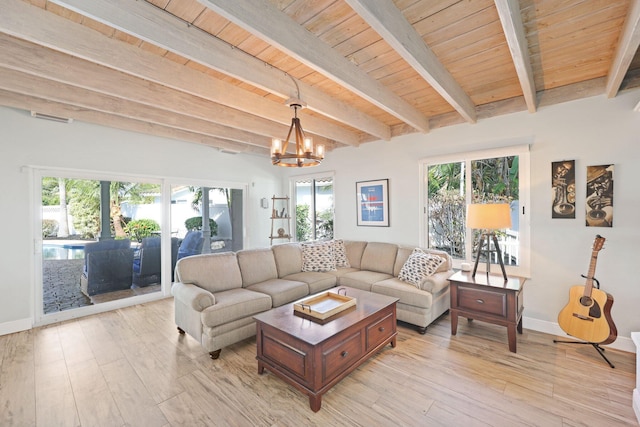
[[357, 179, 389, 226], [360, 184, 384, 222]]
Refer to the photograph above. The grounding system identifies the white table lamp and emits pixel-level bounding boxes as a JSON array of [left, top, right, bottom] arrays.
[[466, 203, 512, 281]]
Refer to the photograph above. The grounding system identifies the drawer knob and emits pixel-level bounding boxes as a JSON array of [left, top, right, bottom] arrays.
[[341, 351, 348, 358], [476, 299, 484, 304], [378, 327, 385, 332]]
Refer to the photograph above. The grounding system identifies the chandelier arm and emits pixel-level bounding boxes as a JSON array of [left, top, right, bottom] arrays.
[[281, 118, 295, 154], [295, 119, 305, 155]]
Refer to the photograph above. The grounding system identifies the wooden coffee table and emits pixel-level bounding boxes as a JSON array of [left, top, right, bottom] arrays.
[[253, 287, 398, 412]]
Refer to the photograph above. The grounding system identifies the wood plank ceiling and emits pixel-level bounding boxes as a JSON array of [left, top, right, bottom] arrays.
[[1, 0, 639, 157]]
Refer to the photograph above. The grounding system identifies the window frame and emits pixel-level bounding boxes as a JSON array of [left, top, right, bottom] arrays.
[[419, 144, 530, 278], [289, 171, 335, 242]]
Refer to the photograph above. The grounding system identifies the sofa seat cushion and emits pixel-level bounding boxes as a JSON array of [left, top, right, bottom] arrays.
[[200, 288, 272, 327], [327, 267, 360, 279], [246, 279, 309, 307], [281, 272, 336, 294], [338, 270, 393, 291], [372, 278, 433, 309]]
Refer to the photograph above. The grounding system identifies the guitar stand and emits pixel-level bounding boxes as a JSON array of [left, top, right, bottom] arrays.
[[553, 339, 615, 368]]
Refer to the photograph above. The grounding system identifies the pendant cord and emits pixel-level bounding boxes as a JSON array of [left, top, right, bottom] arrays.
[[286, 73, 301, 100]]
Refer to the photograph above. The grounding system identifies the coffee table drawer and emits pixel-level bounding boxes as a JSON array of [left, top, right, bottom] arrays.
[[457, 286, 507, 318], [261, 330, 310, 381], [322, 330, 363, 381], [366, 311, 395, 351]]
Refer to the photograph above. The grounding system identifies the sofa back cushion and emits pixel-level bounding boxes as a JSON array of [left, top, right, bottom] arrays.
[[394, 246, 452, 276], [343, 240, 367, 269], [272, 243, 302, 277], [175, 252, 241, 293], [360, 242, 398, 275], [237, 248, 278, 287]]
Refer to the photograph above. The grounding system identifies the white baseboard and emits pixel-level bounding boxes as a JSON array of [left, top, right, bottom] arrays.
[[634, 389, 640, 424], [523, 316, 636, 353], [0, 317, 32, 336]]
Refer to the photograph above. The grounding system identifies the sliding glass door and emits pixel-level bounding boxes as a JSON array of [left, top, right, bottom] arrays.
[[36, 169, 246, 322], [41, 175, 162, 314]]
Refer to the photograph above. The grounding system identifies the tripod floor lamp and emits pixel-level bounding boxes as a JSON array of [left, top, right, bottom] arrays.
[[466, 203, 512, 281]]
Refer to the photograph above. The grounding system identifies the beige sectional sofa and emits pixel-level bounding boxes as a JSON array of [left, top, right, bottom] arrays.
[[171, 240, 453, 359]]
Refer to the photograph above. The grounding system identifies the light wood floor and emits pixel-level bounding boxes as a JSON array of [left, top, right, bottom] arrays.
[[0, 297, 636, 426]]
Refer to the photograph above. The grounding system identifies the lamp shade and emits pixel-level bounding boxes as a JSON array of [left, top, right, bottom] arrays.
[[466, 203, 512, 230]]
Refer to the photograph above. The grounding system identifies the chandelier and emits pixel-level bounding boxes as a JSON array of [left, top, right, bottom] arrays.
[[271, 101, 324, 167]]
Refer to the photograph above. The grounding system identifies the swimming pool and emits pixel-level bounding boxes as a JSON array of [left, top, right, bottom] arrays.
[[42, 241, 87, 260]]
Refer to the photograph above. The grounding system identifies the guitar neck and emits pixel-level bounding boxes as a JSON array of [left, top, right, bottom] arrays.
[[583, 251, 600, 297]]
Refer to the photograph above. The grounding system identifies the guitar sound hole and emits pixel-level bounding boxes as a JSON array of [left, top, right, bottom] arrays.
[[579, 296, 593, 307]]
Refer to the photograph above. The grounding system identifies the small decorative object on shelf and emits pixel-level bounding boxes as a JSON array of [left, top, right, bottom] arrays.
[[270, 195, 291, 245]]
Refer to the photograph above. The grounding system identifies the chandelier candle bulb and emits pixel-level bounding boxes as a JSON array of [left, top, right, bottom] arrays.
[[316, 144, 325, 158], [271, 138, 282, 155], [304, 137, 313, 154]]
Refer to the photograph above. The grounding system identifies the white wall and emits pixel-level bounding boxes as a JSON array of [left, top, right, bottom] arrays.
[[2, 89, 639, 352], [288, 89, 640, 352], [0, 106, 283, 330]]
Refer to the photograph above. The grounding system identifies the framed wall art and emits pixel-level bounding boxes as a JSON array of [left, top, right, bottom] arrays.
[[356, 179, 389, 226], [586, 164, 614, 227], [551, 160, 576, 218]]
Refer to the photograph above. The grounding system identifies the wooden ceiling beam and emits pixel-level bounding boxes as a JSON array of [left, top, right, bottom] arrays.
[[0, 35, 343, 149], [494, 0, 537, 113], [0, 66, 283, 151], [0, 0, 359, 146], [605, 0, 640, 98], [345, 0, 477, 124], [0, 89, 268, 155], [196, 0, 429, 133], [44, 0, 390, 141]]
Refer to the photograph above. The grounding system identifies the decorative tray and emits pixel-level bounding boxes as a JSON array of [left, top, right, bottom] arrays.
[[293, 290, 356, 324]]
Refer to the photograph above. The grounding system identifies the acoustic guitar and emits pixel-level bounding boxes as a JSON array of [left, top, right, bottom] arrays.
[[557, 235, 617, 344]]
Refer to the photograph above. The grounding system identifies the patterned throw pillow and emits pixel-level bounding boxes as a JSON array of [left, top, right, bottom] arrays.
[[398, 248, 445, 288], [333, 239, 350, 268], [301, 241, 337, 272]]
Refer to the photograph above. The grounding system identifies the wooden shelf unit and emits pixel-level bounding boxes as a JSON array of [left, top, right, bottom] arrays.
[[270, 195, 291, 245]]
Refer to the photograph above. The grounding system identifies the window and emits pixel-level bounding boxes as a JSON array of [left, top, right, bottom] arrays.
[[291, 173, 334, 241], [421, 145, 530, 277], [35, 167, 245, 324]]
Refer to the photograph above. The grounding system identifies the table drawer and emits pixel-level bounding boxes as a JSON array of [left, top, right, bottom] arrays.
[[457, 286, 506, 318], [322, 330, 363, 382], [366, 311, 395, 351], [260, 327, 310, 382]]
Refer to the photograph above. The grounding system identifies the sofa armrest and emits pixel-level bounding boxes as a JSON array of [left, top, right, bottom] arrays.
[[421, 270, 454, 294], [171, 282, 216, 311]]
